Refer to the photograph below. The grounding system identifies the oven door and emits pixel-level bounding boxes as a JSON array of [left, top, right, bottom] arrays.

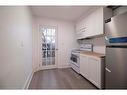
[[70, 53, 79, 67]]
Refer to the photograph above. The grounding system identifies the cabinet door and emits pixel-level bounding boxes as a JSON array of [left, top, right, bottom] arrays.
[[76, 20, 87, 39], [87, 8, 103, 37], [94, 8, 103, 36], [85, 16, 92, 37], [88, 57, 101, 88], [86, 8, 104, 38], [80, 56, 89, 79]]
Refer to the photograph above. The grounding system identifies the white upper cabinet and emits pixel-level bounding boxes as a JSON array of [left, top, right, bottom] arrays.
[[90, 8, 103, 36], [76, 7, 112, 39]]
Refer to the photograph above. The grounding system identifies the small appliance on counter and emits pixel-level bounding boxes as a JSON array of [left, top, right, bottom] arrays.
[[70, 44, 93, 73]]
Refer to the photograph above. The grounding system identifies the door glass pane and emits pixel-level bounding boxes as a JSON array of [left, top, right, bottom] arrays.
[[42, 43, 46, 50], [41, 27, 56, 66], [42, 58, 46, 65], [52, 56, 55, 65], [42, 51, 46, 58], [47, 29, 52, 36], [52, 43, 55, 50], [52, 36, 55, 43], [52, 51, 55, 57], [43, 28, 47, 36], [47, 43, 50, 50], [52, 29, 55, 36], [46, 36, 51, 43]]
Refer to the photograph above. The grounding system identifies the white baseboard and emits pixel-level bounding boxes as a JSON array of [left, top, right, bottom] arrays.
[[34, 64, 71, 72], [38, 66, 57, 71], [22, 70, 34, 89], [58, 64, 71, 68]]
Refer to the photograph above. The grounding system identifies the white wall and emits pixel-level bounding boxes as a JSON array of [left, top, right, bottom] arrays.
[[0, 6, 33, 89], [33, 16, 77, 70]]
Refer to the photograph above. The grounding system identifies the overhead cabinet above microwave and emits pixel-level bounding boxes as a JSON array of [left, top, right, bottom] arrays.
[[76, 7, 112, 39]]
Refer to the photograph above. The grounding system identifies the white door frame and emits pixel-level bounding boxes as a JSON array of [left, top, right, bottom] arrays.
[[38, 25, 58, 70]]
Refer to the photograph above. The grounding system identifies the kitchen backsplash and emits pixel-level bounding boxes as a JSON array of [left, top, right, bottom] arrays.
[[78, 36, 106, 54]]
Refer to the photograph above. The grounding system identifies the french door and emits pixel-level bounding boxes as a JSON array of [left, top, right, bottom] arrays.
[[39, 26, 58, 69]]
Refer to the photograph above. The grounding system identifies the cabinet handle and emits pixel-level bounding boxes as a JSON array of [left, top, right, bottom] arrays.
[[105, 67, 111, 73], [79, 27, 86, 32]]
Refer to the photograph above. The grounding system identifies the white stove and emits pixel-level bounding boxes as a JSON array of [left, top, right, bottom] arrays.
[[70, 44, 93, 73]]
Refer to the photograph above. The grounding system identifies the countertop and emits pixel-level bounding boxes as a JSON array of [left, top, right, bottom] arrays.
[[80, 51, 105, 58]]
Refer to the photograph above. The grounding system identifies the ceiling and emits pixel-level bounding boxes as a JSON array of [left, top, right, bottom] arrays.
[[30, 6, 99, 22]]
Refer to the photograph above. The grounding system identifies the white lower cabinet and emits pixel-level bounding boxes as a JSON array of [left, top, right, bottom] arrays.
[[88, 57, 101, 88], [80, 55, 104, 89], [80, 56, 89, 79]]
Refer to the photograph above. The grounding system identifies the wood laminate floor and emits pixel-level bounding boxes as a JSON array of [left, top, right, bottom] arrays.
[[28, 68, 97, 89]]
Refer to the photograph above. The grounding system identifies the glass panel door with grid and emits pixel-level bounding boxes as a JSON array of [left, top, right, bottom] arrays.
[[40, 26, 57, 68]]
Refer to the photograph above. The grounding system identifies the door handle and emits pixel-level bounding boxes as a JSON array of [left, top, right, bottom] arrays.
[[105, 36, 109, 41], [55, 49, 58, 50], [105, 67, 111, 72]]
